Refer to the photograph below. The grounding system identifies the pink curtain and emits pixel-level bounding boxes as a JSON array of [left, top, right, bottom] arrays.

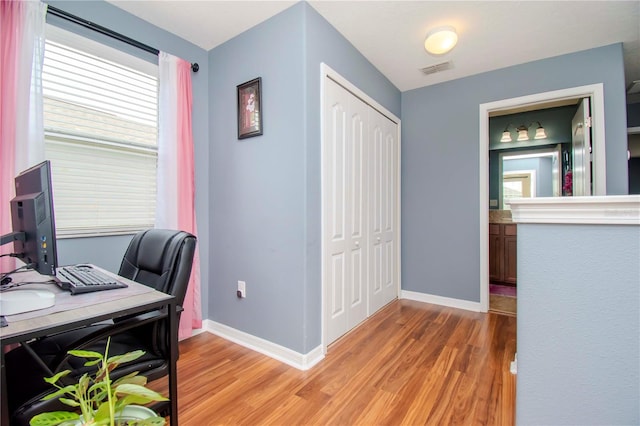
[[158, 52, 202, 340], [0, 2, 22, 269], [0, 0, 46, 271]]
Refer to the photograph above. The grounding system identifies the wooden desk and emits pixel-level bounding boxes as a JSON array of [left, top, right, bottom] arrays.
[[0, 270, 179, 426]]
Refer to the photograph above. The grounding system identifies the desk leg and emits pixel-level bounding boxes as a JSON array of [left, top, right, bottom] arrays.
[[1, 344, 9, 426], [169, 300, 178, 426]]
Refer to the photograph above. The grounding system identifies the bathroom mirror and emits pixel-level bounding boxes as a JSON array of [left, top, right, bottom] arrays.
[[499, 146, 562, 210]]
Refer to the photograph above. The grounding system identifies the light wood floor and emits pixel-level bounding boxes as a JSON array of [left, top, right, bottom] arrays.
[[150, 299, 517, 425], [489, 294, 517, 316]]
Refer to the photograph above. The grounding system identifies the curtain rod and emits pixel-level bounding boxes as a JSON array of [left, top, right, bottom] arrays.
[[47, 5, 200, 72]]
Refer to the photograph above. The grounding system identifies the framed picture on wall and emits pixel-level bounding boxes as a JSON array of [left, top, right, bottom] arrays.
[[237, 77, 263, 139]]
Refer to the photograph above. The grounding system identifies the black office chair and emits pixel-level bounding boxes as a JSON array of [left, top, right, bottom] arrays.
[[5, 229, 197, 426]]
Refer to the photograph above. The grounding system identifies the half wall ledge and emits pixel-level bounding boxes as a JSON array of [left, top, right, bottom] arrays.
[[507, 195, 640, 225]]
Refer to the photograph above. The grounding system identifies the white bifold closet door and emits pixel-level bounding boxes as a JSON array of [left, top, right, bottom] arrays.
[[323, 78, 399, 346], [368, 107, 399, 314], [324, 78, 369, 344]]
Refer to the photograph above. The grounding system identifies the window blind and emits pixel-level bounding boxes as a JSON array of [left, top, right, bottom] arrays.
[[43, 29, 158, 237]]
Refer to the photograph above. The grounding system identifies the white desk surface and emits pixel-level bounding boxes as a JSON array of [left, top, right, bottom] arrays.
[[0, 268, 173, 341]]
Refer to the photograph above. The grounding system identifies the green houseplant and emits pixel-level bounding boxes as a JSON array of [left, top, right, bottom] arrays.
[[29, 337, 168, 426]]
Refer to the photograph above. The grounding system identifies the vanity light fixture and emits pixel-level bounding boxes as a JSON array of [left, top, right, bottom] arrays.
[[500, 121, 547, 143], [533, 122, 547, 139], [424, 26, 458, 55], [500, 128, 512, 143], [516, 125, 530, 141]]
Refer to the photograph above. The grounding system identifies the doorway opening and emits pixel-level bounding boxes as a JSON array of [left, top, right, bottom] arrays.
[[479, 84, 606, 312]]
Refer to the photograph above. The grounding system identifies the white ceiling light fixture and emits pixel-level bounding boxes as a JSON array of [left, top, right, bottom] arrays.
[[424, 25, 458, 55]]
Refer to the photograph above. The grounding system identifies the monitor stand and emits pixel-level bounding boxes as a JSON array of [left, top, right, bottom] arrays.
[[0, 231, 25, 247], [0, 290, 55, 315]]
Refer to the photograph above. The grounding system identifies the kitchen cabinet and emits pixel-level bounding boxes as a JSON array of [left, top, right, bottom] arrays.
[[489, 223, 517, 285]]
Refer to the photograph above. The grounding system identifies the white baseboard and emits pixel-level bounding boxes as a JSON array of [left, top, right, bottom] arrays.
[[201, 320, 324, 371], [188, 291, 478, 368], [401, 290, 482, 312], [187, 325, 208, 337]]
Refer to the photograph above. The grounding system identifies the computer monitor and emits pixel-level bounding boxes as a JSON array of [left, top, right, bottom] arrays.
[[3, 160, 59, 276]]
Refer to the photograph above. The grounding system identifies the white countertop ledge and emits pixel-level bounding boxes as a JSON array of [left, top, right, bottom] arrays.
[[507, 195, 640, 225]]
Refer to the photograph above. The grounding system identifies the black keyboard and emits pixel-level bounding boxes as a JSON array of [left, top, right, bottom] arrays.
[[56, 265, 128, 295]]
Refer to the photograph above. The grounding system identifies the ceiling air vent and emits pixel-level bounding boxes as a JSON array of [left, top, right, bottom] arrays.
[[420, 61, 452, 75]]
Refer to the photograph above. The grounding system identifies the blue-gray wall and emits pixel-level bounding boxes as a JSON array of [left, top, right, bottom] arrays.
[[401, 44, 628, 302], [208, 2, 400, 353], [208, 4, 307, 353], [517, 223, 640, 424], [44, 0, 211, 317]]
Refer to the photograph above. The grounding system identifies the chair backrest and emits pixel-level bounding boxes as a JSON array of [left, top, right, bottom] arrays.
[[117, 228, 197, 358], [118, 229, 196, 307]]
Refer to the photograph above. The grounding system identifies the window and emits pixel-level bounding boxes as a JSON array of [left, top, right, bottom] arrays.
[[43, 25, 158, 237], [502, 171, 534, 210]]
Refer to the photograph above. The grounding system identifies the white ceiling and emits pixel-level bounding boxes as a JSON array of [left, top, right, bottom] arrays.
[[106, 0, 640, 93]]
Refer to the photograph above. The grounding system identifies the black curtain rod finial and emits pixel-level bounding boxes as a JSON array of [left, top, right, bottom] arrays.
[[191, 63, 199, 73]]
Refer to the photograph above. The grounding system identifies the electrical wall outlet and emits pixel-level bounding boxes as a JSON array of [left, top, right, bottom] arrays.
[[237, 280, 246, 298]]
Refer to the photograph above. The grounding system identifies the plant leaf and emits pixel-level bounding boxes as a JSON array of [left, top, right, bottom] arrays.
[[41, 385, 77, 401], [107, 350, 145, 366], [43, 370, 71, 385], [84, 358, 102, 367], [93, 401, 112, 423], [88, 381, 109, 393], [58, 397, 80, 407], [116, 394, 160, 408], [29, 411, 79, 426], [68, 349, 103, 359], [95, 366, 107, 382], [78, 373, 90, 394], [88, 385, 109, 404], [114, 372, 147, 387], [114, 384, 168, 402]]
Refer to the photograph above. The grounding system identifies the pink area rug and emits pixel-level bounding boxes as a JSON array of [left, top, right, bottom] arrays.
[[490, 284, 517, 298]]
